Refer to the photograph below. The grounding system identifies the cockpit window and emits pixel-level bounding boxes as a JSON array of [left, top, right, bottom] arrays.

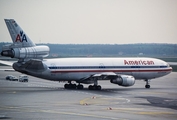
[[167, 63, 170, 67]]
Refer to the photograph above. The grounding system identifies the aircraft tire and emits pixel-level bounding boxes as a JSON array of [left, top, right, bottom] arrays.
[[145, 85, 150, 89], [64, 84, 77, 89], [77, 85, 84, 90], [88, 85, 101, 90], [96, 85, 102, 90], [64, 84, 69, 89], [72, 84, 77, 89], [88, 85, 94, 90]]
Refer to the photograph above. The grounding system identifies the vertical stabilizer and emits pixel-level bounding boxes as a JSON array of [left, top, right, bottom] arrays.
[[4, 19, 35, 47]]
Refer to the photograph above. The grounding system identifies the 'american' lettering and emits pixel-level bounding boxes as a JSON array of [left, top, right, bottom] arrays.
[[124, 60, 154, 65]]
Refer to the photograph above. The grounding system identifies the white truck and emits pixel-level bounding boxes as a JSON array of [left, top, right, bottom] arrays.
[[19, 75, 28, 82]]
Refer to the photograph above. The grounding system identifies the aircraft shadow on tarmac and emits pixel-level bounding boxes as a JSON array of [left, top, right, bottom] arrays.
[[76, 87, 162, 95], [135, 96, 177, 110], [1, 86, 65, 93], [7, 86, 168, 94]]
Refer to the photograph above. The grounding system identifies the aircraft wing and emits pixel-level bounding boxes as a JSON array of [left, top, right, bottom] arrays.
[[79, 72, 118, 84], [0, 60, 13, 66], [0, 59, 46, 72], [92, 72, 118, 79], [21, 59, 45, 71]]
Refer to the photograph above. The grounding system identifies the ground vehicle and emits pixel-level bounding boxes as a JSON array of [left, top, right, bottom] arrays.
[[6, 75, 14, 80], [6, 75, 18, 81], [19, 75, 28, 82], [11, 76, 18, 81]]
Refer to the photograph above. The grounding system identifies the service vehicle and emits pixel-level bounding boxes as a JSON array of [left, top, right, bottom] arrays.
[[19, 75, 28, 82], [6, 75, 18, 81], [6, 75, 14, 80]]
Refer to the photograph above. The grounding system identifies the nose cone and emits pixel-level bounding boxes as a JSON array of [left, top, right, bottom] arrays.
[[154, 58, 173, 77], [163, 61, 173, 75]]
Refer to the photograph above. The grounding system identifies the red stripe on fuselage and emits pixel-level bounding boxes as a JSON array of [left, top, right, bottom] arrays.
[[50, 68, 172, 73]]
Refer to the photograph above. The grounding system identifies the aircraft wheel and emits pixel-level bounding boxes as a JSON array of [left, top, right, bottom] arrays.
[[64, 84, 69, 89], [96, 85, 102, 90], [72, 84, 77, 89], [145, 85, 150, 89], [77, 84, 84, 90], [64, 84, 77, 89], [88, 85, 101, 90], [88, 85, 93, 90]]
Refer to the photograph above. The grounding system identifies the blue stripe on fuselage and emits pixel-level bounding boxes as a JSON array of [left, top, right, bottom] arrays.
[[48, 66, 168, 69]]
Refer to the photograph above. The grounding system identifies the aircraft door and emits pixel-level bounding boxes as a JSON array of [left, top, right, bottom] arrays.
[[132, 66, 140, 79], [50, 63, 57, 79], [99, 63, 105, 70]]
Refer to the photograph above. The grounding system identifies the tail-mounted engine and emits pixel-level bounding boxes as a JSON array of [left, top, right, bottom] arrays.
[[1, 45, 49, 59], [110, 75, 135, 87]]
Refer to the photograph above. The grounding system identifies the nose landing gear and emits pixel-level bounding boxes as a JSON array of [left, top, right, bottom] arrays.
[[145, 79, 150, 88]]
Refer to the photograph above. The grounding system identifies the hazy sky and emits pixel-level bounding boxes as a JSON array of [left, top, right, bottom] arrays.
[[0, 0, 177, 44]]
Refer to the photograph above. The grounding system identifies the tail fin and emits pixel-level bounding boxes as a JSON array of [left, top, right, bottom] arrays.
[[4, 19, 35, 47], [1, 19, 49, 61]]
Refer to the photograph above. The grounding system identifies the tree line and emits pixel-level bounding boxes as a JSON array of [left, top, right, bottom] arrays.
[[0, 42, 177, 57], [43, 43, 177, 57]]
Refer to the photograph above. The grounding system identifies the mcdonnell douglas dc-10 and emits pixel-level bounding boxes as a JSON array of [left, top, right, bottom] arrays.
[[0, 19, 172, 90]]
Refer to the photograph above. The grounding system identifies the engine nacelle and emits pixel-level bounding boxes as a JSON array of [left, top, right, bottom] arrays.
[[110, 75, 135, 87], [1, 46, 49, 59]]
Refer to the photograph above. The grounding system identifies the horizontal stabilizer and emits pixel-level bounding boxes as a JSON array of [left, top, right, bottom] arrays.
[[0, 60, 13, 66]]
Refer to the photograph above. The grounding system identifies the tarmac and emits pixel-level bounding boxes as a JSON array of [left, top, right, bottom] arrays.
[[0, 66, 177, 120]]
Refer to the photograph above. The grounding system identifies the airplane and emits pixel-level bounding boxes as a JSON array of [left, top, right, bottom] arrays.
[[0, 19, 172, 90]]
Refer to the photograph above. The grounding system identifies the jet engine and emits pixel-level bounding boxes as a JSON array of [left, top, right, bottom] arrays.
[[110, 75, 135, 87], [1, 46, 49, 59]]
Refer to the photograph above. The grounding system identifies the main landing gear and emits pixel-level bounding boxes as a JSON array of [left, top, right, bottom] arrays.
[[64, 79, 102, 90], [64, 82, 84, 90], [145, 79, 150, 89], [88, 85, 101, 90], [88, 79, 102, 90]]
